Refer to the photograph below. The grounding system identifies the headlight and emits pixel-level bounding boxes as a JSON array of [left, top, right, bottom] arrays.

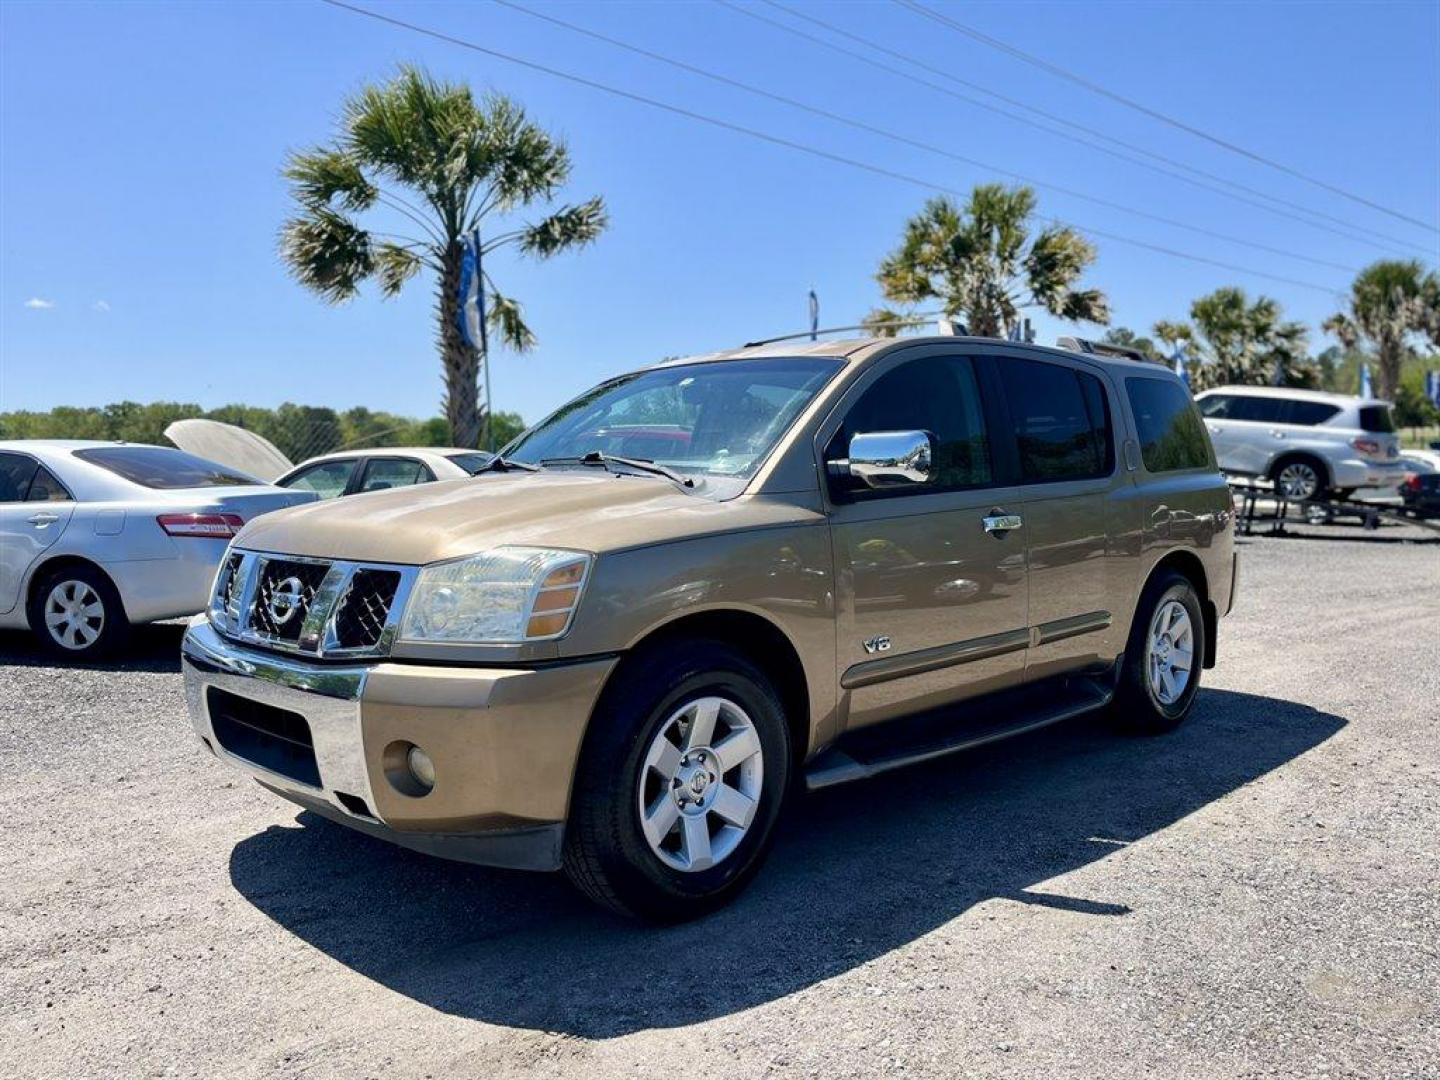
[[398, 546, 592, 644]]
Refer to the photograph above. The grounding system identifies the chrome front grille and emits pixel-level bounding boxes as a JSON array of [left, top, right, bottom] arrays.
[[332, 568, 402, 650], [210, 549, 415, 658]]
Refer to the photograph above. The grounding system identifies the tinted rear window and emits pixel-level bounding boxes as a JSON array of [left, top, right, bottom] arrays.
[[74, 446, 255, 488], [1359, 405, 1396, 433], [998, 359, 1112, 483], [1125, 378, 1213, 473]]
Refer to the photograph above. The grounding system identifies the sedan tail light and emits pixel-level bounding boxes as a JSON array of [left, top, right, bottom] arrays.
[[157, 513, 244, 538], [1403, 473, 1423, 492], [1351, 437, 1381, 455]]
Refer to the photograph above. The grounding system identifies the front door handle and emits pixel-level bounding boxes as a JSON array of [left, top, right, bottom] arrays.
[[982, 513, 1023, 535], [27, 512, 60, 527]]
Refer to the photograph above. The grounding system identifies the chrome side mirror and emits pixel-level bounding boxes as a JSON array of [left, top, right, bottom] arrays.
[[829, 430, 934, 488]]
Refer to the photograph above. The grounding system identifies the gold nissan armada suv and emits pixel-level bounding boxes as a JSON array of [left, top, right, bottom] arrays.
[[182, 336, 1237, 920]]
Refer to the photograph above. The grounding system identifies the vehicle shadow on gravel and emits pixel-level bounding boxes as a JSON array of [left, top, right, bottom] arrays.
[[228, 688, 1343, 1036], [0, 621, 185, 673]]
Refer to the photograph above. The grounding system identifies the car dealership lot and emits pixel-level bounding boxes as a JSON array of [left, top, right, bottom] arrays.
[[2, 524, 1436, 1080]]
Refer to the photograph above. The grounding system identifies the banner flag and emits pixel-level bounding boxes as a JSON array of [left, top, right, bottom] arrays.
[[456, 230, 482, 351]]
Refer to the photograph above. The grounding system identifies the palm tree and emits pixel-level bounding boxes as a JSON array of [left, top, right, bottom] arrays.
[[865, 184, 1109, 339], [281, 66, 607, 448], [1322, 260, 1440, 401], [1161, 287, 1314, 390]]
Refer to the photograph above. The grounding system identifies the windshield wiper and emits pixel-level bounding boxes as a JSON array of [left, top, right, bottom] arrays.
[[541, 451, 695, 488], [473, 454, 541, 475]]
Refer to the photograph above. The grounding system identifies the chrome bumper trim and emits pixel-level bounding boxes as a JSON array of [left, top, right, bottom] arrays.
[[183, 617, 376, 810]]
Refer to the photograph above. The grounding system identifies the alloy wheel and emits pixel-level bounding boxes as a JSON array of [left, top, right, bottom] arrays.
[[44, 579, 105, 651], [1146, 599, 1195, 706], [1277, 462, 1320, 501], [636, 695, 764, 872]]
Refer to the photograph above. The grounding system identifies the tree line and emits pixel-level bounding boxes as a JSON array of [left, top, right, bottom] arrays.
[[0, 402, 527, 465]]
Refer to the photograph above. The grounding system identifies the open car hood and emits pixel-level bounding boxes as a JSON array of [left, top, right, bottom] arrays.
[[165, 419, 294, 482]]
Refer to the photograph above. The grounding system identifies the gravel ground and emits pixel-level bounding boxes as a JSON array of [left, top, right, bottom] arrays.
[[2, 520, 1437, 1079]]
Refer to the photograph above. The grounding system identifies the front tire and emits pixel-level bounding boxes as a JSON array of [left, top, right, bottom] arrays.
[[27, 564, 131, 660], [563, 640, 792, 922], [1113, 571, 1205, 734]]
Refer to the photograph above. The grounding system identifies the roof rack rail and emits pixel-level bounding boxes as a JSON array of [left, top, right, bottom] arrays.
[[1056, 336, 1152, 363], [743, 312, 954, 348]]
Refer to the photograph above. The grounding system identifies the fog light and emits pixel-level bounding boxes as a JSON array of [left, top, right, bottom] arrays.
[[406, 745, 436, 790], [382, 739, 435, 797]]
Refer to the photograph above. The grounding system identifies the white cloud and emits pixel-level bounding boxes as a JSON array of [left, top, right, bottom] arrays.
[[23, 297, 55, 310], [92, 300, 111, 312]]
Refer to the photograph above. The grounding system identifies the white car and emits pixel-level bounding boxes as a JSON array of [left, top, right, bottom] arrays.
[[274, 447, 494, 499], [1194, 386, 1406, 500], [0, 441, 315, 658]]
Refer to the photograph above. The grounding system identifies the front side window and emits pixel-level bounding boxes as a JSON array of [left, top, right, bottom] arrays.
[[74, 446, 254, 489], [280, 459, 357, 499], [1196, 393, 1232, 418], [1126, 378, 1213, 473], [507, 357, 841, 488], [1226, 396, 1286, 423], [356, 457, 432, 493], [827, 355, 993, 493], [998, 359, 1112, 482], [0, 452, 38, 502]]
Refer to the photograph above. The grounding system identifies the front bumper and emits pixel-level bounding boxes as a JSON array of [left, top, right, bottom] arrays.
[[181, 617, 616, 871]]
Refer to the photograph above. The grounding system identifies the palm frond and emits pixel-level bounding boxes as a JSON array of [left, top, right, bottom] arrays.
[[284, 148, 377, 212], [279, 208, 373, 303], [1025, 226, 1100, 312], [518, 197, 609, 258], [373, 243, 424, 297], [486, 289, 537, 352]]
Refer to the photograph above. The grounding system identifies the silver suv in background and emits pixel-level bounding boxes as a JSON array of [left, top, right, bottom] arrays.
[[1194, 386, 1405, 500]]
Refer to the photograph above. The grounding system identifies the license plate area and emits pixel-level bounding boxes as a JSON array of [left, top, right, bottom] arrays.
[[207, 686, 321, 789]]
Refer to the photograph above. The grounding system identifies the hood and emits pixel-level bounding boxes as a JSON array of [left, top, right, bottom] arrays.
[[165, 419, 293, 481], [233, 469, 821, 565]]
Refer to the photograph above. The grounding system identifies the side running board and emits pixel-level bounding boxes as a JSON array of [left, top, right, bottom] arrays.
[[804, 672, 1115, 792]]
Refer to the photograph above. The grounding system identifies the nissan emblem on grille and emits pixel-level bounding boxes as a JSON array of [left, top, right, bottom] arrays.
[[266, 576, 306, 626]]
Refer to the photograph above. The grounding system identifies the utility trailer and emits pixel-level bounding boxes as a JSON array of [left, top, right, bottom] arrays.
[[1227, 477, 1440, 537]]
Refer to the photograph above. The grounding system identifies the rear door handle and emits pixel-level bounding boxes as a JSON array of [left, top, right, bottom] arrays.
[[27, 512, 60, 527], [982, 513, 1023, 535]]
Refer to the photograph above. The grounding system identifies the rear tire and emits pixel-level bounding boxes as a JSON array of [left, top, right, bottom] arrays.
[[27, 563, 131, 660], [1271, 455, 1327, 502], [1113, 571, 1204, 734], [563, 639, 791, 922]]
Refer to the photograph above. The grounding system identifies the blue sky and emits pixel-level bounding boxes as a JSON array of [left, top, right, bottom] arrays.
[[2, 0, 1437, 426]]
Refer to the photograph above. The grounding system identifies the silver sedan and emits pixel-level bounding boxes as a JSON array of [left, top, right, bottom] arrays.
[[0, 441, 316, 658]]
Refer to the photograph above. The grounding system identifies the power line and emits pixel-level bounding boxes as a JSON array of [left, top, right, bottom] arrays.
[[897, 0, 1440, 236], [317, 0, 1344, 297], [492, 0, 1357, 273], [734, 0, 1432, 258]]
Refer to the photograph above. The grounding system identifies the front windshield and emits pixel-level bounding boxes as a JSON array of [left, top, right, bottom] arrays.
[[506, 357, 841, 482]]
